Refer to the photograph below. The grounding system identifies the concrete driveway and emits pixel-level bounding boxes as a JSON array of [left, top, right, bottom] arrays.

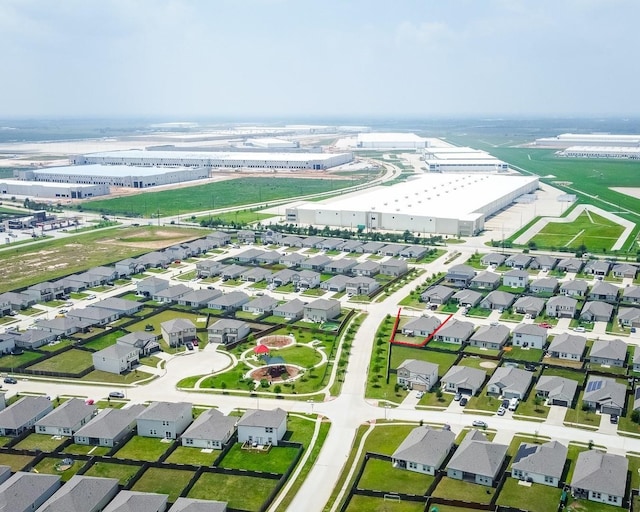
[[545, 405, 568, 426]]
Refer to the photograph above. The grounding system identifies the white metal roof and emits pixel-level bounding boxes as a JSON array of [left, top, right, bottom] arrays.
[[0, 178, 99, 189], [81, 150, 348, 163], [33, 164, 196, 178], [356, 132, 426, 143]]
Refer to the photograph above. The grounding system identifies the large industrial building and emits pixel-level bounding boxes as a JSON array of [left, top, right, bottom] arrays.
[[0, 179, 108, 198], [286, 173, 538, 237], [422, 146, 509, 172], [355, 133, 428, 149], [245, 137, 299, 149], [70, 150, 353, 170], [558, 146, 640, 159], [535, 133, 640, 148], [18, 164, 210, 189]]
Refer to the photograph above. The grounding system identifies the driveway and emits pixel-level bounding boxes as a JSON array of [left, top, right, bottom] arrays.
[[544, 405, 568, 426], [592, 321, 608, 336], [597, 413, 619, 435]]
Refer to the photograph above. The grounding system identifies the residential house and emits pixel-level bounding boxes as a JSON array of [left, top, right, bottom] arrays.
[[470, 271, 501, 290], [379, 244, 407, 257], [0, 472, 61, 512], [479, 290, 515, 311], [66, 307, 119, 326], [35, 399, 96, 437], [37, 475, 119, 512], [272, 299, 305, 321], [580, 301, 614, 322], [446, 264, 476, 287], [178, 288, 222, 308], [547, 333, 587, 361], [512, 323, 547, 349], [207, 231, 231, 247], [588, 281, 619, 302], [434, 319, 474, 345], [136, 251, 171, 269], [486, 367, 533, 399], [356, 241, 385, 253], [339, 240, 363, 253], [452, 289, 482, 307], [169, 498, 227, 512], [115, 258, 144, 277], [207, 291, 250, 312], [93, 344, 140, 375], [237, 408, 287, 446], [618, 307, 640, 328], [441, 366, 486, 396], [73, 405, 146, 448], [546, 296, 578, 318], [345, 276, 380, 296], [34, 317, 92, 336], [160, 318, 197, 347], [380, 258, 408, 277], [571, 451, 628, 507], [582, 377, 626, 415], [511, 440, 567, 487], [469, 324, 510, 350], [401, 315, 441, 338], [11, 329, 56, 350], [196, 260, 225, 278], [255, 250, 281, 265], [529, 277, 558, 294], [560, 279, 589, 297], [420, 285, 455, 305], [320, 239, 346, 251], [153, 284, 192, 304], [220, 264, 247, 281], [399, 245, 430, 259], [512, 296, 545, 317], [446, 429, 508, 486], [635, 347, 640, 372], [320, 275, 350, 293], [235, 248, 264, 264], [529, 255, 558, 271], [391, 426, 455, 475], [136, 401, 193, 439], [623, 286, 640, 304], [88, 265, 119, 283], [237, 230, 256, 244], [613, 263, 637, 279], [396, 359, 438, 391], [353, 260, 380, 277], [165, 244, 192, 262], [103, 491, 169, 512], [208, 319, 250, 345], [584, 260, 610, 277], [279, 252, 305, 268], [0, 396, 53, 436], [0, 334, 15, 355], [300, 255, 331, 272], [589, 338, 628, 367], [181, 409, 236, 449], [116, 331, 159, 356], [557, 258, 584, 273], [186, 238, 214, 256], [240, 267, 271, 283], [243, 295, 278, 315], [261, 230, 283, 245], [303, 298, 341, 323], [92, 297, 142, 316], [279, 235, 303, 247], [268, 268, 298, 287], [301, 236, 326, 248], [137, 277, 169, 297], [292, 270, 321, 290], [0, 291, 35, 311], [535, 376, 578, 407], [480, 253, 506, 267], [505, 254, 532, 269], [323, 258, 357, 275], [24, 282, 65, 303], [502, 269, 529, 289]]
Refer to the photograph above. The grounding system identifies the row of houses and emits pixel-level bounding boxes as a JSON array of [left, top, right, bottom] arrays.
[[391, 426, 627, 507]]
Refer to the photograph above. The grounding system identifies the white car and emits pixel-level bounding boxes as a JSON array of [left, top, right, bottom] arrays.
[[416, 391, 424, 399]]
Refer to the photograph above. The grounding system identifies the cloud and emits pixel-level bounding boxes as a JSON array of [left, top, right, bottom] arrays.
[[395, 20, 456, 49]]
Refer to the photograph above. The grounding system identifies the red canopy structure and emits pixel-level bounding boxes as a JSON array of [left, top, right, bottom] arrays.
[[253, 344, 269, 355]]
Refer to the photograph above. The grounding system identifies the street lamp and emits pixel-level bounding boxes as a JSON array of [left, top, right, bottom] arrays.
[[307, 399, 315, 415]]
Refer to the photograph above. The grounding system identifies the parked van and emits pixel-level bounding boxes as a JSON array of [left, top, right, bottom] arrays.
[[508, 398, 519, 411]]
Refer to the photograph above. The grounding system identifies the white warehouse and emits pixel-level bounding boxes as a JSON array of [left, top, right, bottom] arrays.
[[558, 146, 640, 159], [535, 133, 640, 148], [356, 133, 428, 149], [71, 150, 353, 170], [286, 174, 539, 237], [0, 179, 108, 198]]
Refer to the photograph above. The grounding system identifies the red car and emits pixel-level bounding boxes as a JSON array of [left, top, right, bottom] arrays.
[[538, 322, 552, 329], [192, 339, 198, 346]]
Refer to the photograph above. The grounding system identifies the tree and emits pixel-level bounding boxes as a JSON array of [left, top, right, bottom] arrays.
[[274, 384, 282, 394], [436, 388, 444, 402]]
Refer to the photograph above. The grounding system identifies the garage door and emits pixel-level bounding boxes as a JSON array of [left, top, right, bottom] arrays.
[[551, 399, 568, 407], [458, 387, 473, 395], [413, 383, 427, 392], [602, 405, 621, 416]]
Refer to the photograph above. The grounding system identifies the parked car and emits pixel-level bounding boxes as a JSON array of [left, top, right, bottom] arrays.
[[87, 294, 97, 300], [573, 326, 586, 333], [524, 363, 537, 372], [416, 391, 424, 399], [186, 342, 194, 351], [459, 397, 468, 406], [610, 414, 619, 424], [108, 391, 125, 399], [497, 407, 506, 416], [192, 339, 198, 346], [538, 322, 552, 329], [3, 377, 17, 384], [501, 399, 510, 408], [472, 420, 488, 428], [454, 393, 462, 401]]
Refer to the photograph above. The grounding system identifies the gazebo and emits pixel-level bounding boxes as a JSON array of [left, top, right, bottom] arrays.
[[253, 344, 270, 355]]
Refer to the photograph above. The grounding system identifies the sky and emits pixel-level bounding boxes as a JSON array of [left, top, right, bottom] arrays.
[[0, 0, 638, 119]]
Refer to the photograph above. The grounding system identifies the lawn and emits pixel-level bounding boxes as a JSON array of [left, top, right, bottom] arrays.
[[457, 356, 498, 374], [33, 457, 84, 482], [132, 467, 194, 502], [503, 346, 543, 363], [190, 472, 278, 511], [83, 330, 126, 351], [28, 349, 94, 374], [513, 394, 550, 420], [14, 433, 67, 452], [496, 478, 562, 512], [114, 435, 172, 461], [164, 446, 219, 466], [196, 209, 274, 226], [0, 350, 44, 369], [62, 443, 111, 456], [540, 366, 585, 386], [565, 497, 626, 512], [345, 496, 426, 512], [84, 461, 142, 485], [432, 477, 495, 504], [563, 392, 602, 429], [80, 368, 154, 384], [423, 340, 461, 352], [0, 453, 34, 471], [617, 396, 640, 435], [390, 346, 458, 377], [465, 393, 501, 413], [462, 346, 501, 357], [220, 443, 299, 473], [358, 458, 433, 495]]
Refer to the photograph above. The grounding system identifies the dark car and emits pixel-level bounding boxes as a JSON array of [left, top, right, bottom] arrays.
[[108, 391, 125, 399], [186, 342, 194, 351], [524, 363, 537, 372], [502, 399, 510, 408], [3, 377, 17, 384], [459, 397, 468, 406], [610, 414, 619, 424]]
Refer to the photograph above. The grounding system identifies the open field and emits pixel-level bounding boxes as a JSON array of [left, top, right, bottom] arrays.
[[132, 467, 194, 502], [195, 209, 274, 226], [188, 472, 278, 511], [0, 225, 207, 293], [81, 177, 368, 217]]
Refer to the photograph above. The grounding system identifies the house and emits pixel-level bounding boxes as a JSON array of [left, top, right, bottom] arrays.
[[303, 298, 341, 323], [613, 263, 637, 279], [268, 268, 298, 287], [588, 281, 619, 302], [196, 260, 225, 278], [420, 285, 455, 305], [207, 291, 250, 312], [399, 245, 430, 259], [103, 490, 169, 512], [37, 475, 119, 512], [237, 230, 255, 244], [181, 409, 236, 449], [240, 267, 272, 283], [165, 244, 192, 262], [445, 429, 508, 486], [34, 317, 93, 336], [208, 319, 250, 345], [255, 250, 281, 265], [452, 289, 482, 307], [529, 277, 558, 295], [560, 280, 589, 297], [345, 276, 380, 296], [0, 334, 15, 355], [73, 405, 146, 448], [441, 366, 486, 396], [323, 259, 357, 275], [396, 359, 439, 391], [582, 377, 626, 415], [512, 323, 547, 349], [116, 331, 159, 356], [92, 297, 142, 316], [178, 288, 222, 308], [67, 307, 119, 326], [470, 271, 500, 290], [339, 240, 363, 253], [546, 296, 578, 318], [356, 241, 386, 254], [160, 318, 197, 347], [502, 269, 529, 289], [618, 307, 640, 328], [571, 451, 628, 507], [535, 376, 578, 407], [300, 236, 325, 248], [379, 244, 407, 257], [35, 398, 96, 436], [547, 333, 587, 360], [93, 344, 140, 375], [279, 235, 303, 247], [480, 253, 506, 267], [137, 277, 169, 297], [391, 426, 455, 475], [136, 251, 171, 269], [353, 260, 380, 277], [153, 284, 192, 304], [115, 258, 144, 277], [24, 281, 65, 302], [272, 299, 305, 321], [11, 328, 56, 350], [590, 338, 628, 367], [56, 276, 89, 293], [0, 291, 35, 311], [469, 324, 510, 350], [186, 238, 214, 256], [220, 264, 247, 281], [557, 258, 584, 273], [243, 295, 278, 315], [512, 296, 545, 317], [584, 260, 610, 277], [634, 347, 640, 372], [530, 255, 557, 271], [580, 301, 614, 322], [486, 367, 532, 399], [434, 319, 474, 345], [237, 408, 287, 446], [0, 396, 53, 436], [479, 290, 515, 311], [320, 275, 350, 293], [292, 270, 321, 290], [234, 248, 264, 264], [300, 254, 331, 272], [279, 252, 305, 268], [401, 315, 441, 338], [169, 498, 228, 512], [505, 254, 532, 269], [0, 472, 61, 512], [511, 440, 567, 487], [379, 258, 408, 277], [136, 401, 193, 439], [446, 264, 476, 287], [623, 286, 640, 304]]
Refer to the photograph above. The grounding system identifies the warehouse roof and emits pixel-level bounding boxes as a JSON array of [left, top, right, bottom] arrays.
[[80, 150, 348, 163]]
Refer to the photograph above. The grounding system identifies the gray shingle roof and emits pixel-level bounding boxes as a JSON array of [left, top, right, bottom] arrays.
[[35, 398, 96, 429], [512, 440, 567, 480], [168, 497, 228, 512], [74, 405, 146, 441], [442, 366, 486, 390], [470, 324, 510, 344], [0, 396, 53, 430], [513, 323, 547, 337], [535, 376, 578, 403], [571, 450, 628, 498], [273, 299, 305, 314], [487, 367, 533, 397], [0, 472, 61, 512], [402, 315, 441, 334], [581, 301, 614, 319], [530, 277, 558, 290], [583, 377, 626, 409], [238, 408, 286, 428], [435, 319, 474, 340], [36, 475, 119, 512], [103, 490, 168, 512], [590, 338, 627, 362], [181, 409, 236, 442], [397, 359, 438, 376], [548, 333, 586, 355], [137, 402, 192, 422], [160, 318, 196, 333], [560, 280, 588, 293], [446, 430, 507, 479], [392, 426, 455, 467]]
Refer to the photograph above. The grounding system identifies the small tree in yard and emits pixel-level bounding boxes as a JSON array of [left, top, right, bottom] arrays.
[[274, 385, 282, 394], [533, 395, 543, 412], [632, 410, 640, 424], [436, 388, 444, 402]]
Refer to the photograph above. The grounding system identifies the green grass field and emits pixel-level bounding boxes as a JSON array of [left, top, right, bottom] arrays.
[[28, 349, 93, 374], [84, 461, 142, 485], [188, 472, 278, 511], [132, 467, 194, 502]]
